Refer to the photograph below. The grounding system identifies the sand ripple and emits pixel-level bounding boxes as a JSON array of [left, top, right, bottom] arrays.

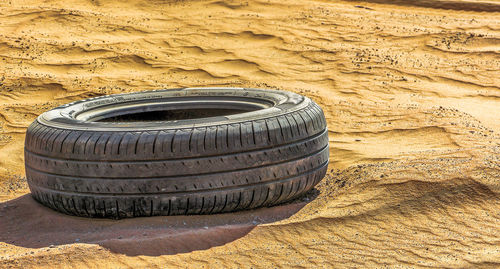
[[0, 0, 499, 267]]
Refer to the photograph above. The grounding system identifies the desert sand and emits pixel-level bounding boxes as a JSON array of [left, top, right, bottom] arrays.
[[0, 0, 499, 268]]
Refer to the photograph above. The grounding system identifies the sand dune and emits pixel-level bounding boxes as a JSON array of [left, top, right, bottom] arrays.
[[0, 0, 499, 267]]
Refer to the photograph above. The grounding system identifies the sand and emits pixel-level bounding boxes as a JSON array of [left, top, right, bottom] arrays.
[[0, 0, 499, 267]]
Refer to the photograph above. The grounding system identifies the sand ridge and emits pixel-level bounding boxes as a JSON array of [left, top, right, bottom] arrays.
[[0, 0, 499, 267]]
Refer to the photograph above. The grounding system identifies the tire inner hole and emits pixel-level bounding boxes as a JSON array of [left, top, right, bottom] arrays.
[[97, 108, 252, 122]]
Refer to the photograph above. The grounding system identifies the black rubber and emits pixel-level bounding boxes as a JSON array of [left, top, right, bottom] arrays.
[[24, 87, 329, 218]]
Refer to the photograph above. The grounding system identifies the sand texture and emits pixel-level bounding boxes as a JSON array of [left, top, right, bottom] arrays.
[[0, 0, 499, 268]]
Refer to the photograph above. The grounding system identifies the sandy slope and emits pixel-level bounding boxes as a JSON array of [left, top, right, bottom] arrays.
[[0, 0, 499, 267]]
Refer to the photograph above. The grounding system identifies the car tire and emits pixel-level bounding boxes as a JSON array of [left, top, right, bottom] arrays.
[[24, 87, 329, 218]]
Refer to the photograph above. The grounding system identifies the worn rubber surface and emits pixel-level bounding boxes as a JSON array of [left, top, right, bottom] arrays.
[[25, 88, 329, 218]]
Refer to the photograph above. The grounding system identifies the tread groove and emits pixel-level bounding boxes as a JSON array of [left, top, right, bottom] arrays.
[[92, 133, 104, 154], [103, 200, 107, 217], [239, 124, 243, 147], [116, 134, 126, 155], [202, 128, 207, 151], [116, 200, 120, 218], [284, 116, 295, 138], [132, 200, 136, 217], [221, 194, 228, 212], [82, 199, 90, 216], [251, 122, 256, 144], [82, 134, 93, 154], [152, 131, 159, 154], [264, 187, 271, 205], [291, 115, 302, 136], [150, 200, 154, 216], [214, 127, 218, 150], [171, 131, 176, 153], [209, 195, 217, 214], [49, 131, 64, 152], [103, 133, 112, 155], [277, 117, 285, 139], [234, 192, 242, 210], [248, 190, 255, 208], [70, 198, 77, 214], [92, 199, 97, 216], [188, 130, 193, 152], [297, 113, 309, 134], [200, 197, 205, 213], [70, 132, 85, 154], [264, 120, 272, 143], [134, 134, 140, 155]]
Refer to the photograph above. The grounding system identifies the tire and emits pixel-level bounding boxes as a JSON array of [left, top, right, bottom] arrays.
[[24, 87, 329, 218]]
